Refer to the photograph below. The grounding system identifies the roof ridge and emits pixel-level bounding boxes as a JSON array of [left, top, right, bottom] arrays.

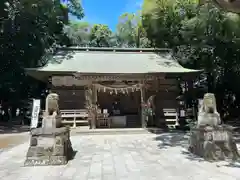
[[57, 46, 171, 53]]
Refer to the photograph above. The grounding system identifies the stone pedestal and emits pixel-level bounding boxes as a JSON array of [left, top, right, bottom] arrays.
[[24, 127, 73, 166], [189, 125, 240, 161], [42, 115, 62, 129]]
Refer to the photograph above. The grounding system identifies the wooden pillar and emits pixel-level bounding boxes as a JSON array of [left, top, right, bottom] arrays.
[[140, 81, 146, 128], [90, 83, 97, 129]]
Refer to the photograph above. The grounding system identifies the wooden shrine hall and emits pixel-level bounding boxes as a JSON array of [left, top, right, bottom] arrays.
[[26, 47, 201, 129]]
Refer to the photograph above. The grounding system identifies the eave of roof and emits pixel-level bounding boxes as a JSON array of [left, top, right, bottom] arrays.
[[25, 47, 203, 80], [58, 46, 171, 52]]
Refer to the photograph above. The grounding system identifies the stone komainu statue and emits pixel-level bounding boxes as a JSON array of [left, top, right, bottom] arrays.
[[25, 92, 73, 166], [45, 93, 60, 116], [43, 93, 62, 128], [189, 93, 240, 161], [197, 93, 221, 127], [199, 93, 217, 113]]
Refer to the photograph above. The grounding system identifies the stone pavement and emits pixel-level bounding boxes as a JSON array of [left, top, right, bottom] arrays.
[[0, 132, 240, 180], [0, 132, 29, 150]]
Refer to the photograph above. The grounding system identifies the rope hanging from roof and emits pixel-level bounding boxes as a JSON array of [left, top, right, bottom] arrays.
[[94, 83, 143, 94]]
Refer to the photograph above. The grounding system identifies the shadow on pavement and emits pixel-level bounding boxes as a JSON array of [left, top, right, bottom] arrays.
[[223, 161, 240, 168], [153, 130, 240, 167], [154, 131, 189, 149], [153, 132, 210, 163], [0, 124, 30, 134]]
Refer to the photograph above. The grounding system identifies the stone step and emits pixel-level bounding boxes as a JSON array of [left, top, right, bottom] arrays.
[[72, 127, 150, 135]]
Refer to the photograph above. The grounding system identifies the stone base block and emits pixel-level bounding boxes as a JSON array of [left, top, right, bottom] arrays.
[[189, 125, 240, 161], [24, 156, 67, 166], [24, 127, 74, 166]]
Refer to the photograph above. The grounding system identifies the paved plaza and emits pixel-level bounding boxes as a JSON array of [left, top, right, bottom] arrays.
[[0, 132, 240, 180]]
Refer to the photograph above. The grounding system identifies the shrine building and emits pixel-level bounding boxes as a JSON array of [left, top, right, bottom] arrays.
[[25, 47, 202, 129]]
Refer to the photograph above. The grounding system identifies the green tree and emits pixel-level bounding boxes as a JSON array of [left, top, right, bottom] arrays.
[[142, 0, 240, 117], [142, 0, 197, 48], [0, 0, 84, 110], [116, 12, 150, 47], [64, 21, 91, 46], [179, 3, 240, 114], [200, 0, 240, 13], [89, 24, 113, 47]]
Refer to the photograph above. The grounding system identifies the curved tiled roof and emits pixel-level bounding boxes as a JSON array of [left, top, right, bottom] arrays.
[[25, 47, 202, 80]]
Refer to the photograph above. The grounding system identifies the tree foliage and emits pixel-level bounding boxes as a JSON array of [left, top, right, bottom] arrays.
[[89, 24, 113, 47], [4, 0, 240, 121], [0, 0, 83, 107], [142, 0, 240, 117], [65, 12, 151, 48], [116, 12, 151, 48], [63, 21, 91, 46]]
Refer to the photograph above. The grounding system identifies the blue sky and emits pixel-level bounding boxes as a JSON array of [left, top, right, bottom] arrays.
[[70, 0, 143, 31]]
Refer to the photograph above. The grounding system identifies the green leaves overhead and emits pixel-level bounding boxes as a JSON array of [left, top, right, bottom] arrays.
[[89, 24, 113, 47], [3, 0, 240, 115], [0, 0, 84, 101], [63, 22, 91, 46], [142, 0, 240, 112], [116, 12, 150, 48], [64, 0, 84, 19], [142, 0, 198, 48]]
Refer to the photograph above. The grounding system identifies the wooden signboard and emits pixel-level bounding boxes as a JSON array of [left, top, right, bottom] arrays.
[[30, 99, 41, 129]]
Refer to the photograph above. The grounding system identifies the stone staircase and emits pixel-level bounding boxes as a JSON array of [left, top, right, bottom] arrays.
[[126, 116, 141, 128], [72, 127, 149, 135]]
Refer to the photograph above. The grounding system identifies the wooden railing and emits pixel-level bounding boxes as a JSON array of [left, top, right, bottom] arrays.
[[61, 109, 88, 128], [41, 109, 88, 128]]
